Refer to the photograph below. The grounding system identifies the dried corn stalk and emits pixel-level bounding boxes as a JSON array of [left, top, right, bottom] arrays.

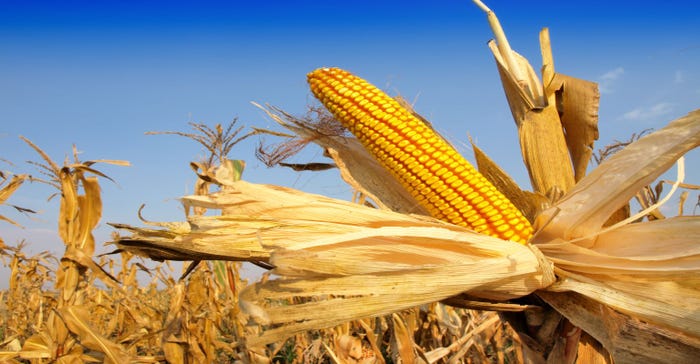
[[16, 137, 131, 363]]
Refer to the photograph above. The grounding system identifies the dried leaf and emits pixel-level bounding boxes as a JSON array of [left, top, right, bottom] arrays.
[[391, 313, 416, 363], [488, 40, 576, 195], [75, 176, 101, 254], [19, 334, 51, 359], [0, 174, 27, 205], [334, 334, 364, 363], [58, 168, 78, 244], [549, 73, 600, 182], [59, 306, 131, 364]]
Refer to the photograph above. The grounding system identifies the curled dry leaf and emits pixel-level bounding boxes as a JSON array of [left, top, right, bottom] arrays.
[[59, 306, 131, 364]]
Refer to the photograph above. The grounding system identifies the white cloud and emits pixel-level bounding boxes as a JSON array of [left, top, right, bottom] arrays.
[[600, 67, 625, 81], [621, 102, 674, 121], [674, 70, 684, 84], [598, 67, 624, 94]]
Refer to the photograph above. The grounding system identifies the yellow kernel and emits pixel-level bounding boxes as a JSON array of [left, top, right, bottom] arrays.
[[445, 192, 459, 202], [462, 209, 477, 219], [475, 200, 490, 210], [433, 183, 448, 194], [452, 199, 467, 210]]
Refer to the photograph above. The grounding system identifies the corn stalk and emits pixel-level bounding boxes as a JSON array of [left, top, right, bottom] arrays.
[[17, 137, 130, 363]]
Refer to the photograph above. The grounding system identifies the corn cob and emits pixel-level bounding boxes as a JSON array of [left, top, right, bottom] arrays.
[[307, 67, 533, 244]]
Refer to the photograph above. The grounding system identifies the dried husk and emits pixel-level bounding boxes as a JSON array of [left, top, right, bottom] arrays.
[[540, 28, 600, 183], [548, 73, 600, 182], [534, 110, 700, 244], [489, 40, 576, 196], [532, 110, 700, 353], [471, 142, 549, 223]]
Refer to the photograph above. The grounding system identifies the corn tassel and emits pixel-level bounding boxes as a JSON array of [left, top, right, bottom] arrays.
[[307, 67, 533, 244]]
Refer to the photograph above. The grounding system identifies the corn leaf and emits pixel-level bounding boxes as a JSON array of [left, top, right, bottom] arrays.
[[59, 306, 131, 364], [75, 176, 101, 254], [0, 174, 27, 205]]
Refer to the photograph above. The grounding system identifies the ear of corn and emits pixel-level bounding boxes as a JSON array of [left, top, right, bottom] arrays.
[[307, 67, 533, 244]]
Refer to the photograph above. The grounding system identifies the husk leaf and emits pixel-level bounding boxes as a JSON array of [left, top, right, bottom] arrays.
[[488, 40, 576, 195], [471, 141, 548, 223], [534, 109, 700, 244], [540, 27, 600, 183], [534, 110, 700, 343], [232, 190, 554, 345], [548, 73, 600, 182]]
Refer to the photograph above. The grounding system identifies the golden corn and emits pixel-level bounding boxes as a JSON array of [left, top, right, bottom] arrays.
[[307, 67, 533, 244]]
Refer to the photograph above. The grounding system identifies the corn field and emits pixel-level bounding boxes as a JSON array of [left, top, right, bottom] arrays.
[[0, 128, 531, 364], [2, 1, 700, 363]]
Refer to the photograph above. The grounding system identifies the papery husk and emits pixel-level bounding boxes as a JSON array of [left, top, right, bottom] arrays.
[[488, 40, 576, 196], [205, 180, 553, 346], [535, 110, 700, 244], [548, 73, 599, 182], [240, 232, 554, 346], [540, 28, 600, 183], [535, 110, 700, 344], [537, 291, 700, 363], [471, 141, 549, 223]]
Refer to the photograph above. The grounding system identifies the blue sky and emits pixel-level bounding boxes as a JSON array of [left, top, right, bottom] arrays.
[[1, 0, 699, 282]]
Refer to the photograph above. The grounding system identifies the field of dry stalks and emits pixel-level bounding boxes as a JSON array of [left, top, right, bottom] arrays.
[[0, 128, 530, 363]]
